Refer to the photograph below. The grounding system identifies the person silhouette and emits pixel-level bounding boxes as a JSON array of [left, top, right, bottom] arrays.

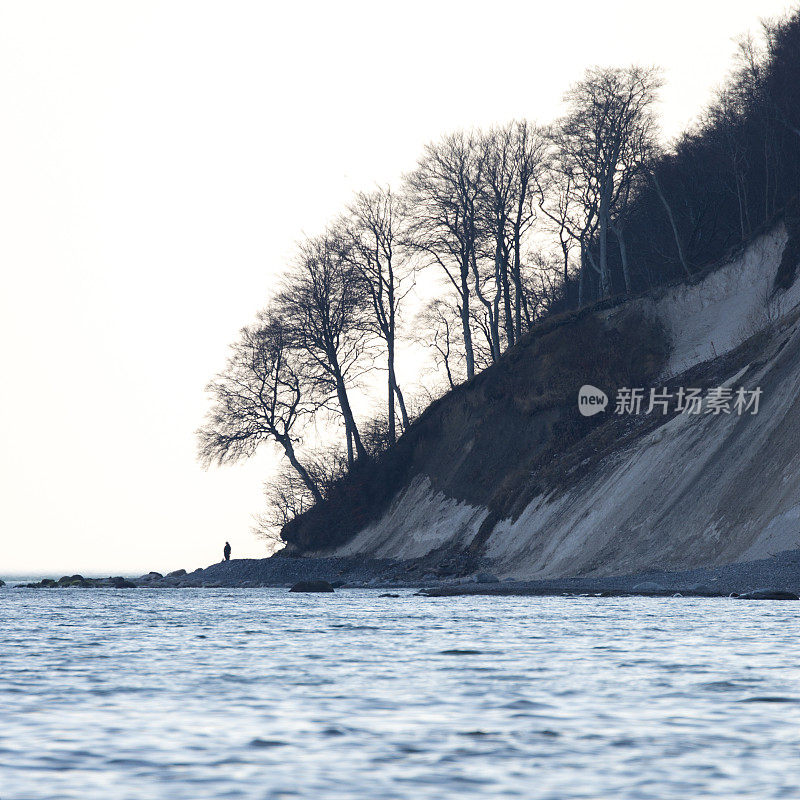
[[223, 541, 231, 562]]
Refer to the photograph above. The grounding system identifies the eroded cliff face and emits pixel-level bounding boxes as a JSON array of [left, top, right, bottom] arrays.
[[286, 219, 800, 579], [282, 297, 670, 556]]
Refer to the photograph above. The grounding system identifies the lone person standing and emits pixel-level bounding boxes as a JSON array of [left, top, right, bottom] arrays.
[[223, 541, 231, 562]]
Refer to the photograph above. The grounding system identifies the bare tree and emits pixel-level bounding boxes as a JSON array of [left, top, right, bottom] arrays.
[[413, 298, 462, 390], [404, 131, 485, 379], [253, 464, 319, 548], [538, 151, 600, 306], [478, 125, 514, 349], [278, 232, 373, 468], [535, 152, 581, 304], [342, 187, 413, 443], [608, 165, 638, 293], [480, 121, 550, 343], [556, 66, 663, 298], [413, 297, 495, 389], [197, 311, 323, 503], [519, 249, 566, 323], [642, 151, 692, 279]]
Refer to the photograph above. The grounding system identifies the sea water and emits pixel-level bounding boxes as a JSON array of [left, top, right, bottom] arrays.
[[1, 588, 799, 799]]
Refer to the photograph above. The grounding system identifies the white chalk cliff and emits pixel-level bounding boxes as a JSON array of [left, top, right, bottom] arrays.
[[310, 223, 800, 578]]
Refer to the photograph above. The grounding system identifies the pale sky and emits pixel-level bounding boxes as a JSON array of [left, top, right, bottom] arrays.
[[0, 0, 794, 575]]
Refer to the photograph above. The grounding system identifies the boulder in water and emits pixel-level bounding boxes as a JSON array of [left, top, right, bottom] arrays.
[[473, 573, 500, 583], [290, 580, 334, 593]]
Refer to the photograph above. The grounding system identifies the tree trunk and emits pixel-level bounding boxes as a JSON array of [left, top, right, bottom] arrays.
[[393, 381, 410, 430], [490, 312, 501, 361], [512, 229, 523, 336], [345, 425, 354, 467], [650, 171, 691, 279], [614, 224, 632, 294], [598, 185, 611, 296], [498, 239, 515, 348], [599, 214, 608, 295], [334, 371, 366, 464], [386, 339, 396, 443], [281, 437, 323, 504], [580, 239, 602, 305], [460, 260, 475, 380], [470, 250, 501, 362], [387, 372, 395, 444], [387, 340, 409, 431]]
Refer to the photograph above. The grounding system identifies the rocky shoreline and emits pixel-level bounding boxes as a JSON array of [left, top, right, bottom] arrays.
[[6, 549, 800, 599]]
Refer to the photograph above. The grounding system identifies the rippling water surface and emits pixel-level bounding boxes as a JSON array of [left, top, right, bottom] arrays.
[[2, 588, 800, 799]]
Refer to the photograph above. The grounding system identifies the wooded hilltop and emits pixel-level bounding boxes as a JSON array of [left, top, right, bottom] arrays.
[[198, 8, 800, 551]]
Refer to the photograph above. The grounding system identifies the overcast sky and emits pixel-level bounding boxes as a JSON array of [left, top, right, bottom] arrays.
[[0, 0, 794, 575]]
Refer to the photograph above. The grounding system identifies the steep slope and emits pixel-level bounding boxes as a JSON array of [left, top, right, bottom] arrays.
[[284, 216, 800, 579]]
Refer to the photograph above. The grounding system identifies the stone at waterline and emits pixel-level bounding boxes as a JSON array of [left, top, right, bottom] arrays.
[[53, 575, 92, 587], [473, 573, 500, 584], [57, 575, 84, 586], [632, 582, 667, 593], [166, 569, 187, 578], [737, 588, 799, 600], [290, 580, 334, 593], [108, 577, 137, 589]]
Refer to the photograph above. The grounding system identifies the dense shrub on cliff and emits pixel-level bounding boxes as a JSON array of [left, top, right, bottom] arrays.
[[587, 10, 800, 297]]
